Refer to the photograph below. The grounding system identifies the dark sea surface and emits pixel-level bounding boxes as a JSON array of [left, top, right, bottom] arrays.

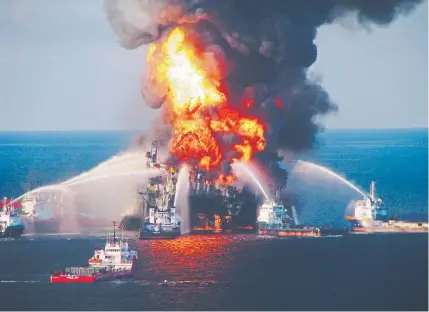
[[0, 233, 427, 311], [0, 129, 427, 310]]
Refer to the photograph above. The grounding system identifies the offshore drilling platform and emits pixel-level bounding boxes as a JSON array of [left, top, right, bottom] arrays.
[[119, 141, 262, 235], [187, 162, 260, 233]]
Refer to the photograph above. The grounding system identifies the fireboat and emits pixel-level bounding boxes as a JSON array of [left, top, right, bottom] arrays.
[[138, 141, 181, 240], [257, 186, 349, 237], [346, 181, 428, 233], [50, 221, 138, 283], [0, 197, 25, 238]]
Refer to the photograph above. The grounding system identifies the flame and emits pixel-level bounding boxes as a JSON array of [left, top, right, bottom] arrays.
[[148, 27, 267, 180], [216, 173, 237, 185]]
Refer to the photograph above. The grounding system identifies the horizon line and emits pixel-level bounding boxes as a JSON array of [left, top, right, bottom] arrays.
[[0, 126, 427, 133]]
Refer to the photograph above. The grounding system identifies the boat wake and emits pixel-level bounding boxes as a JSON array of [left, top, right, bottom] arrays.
[[134, 279, 218, 287], [317, 235, 344, 238], [258, 234, 346, 239], [0, 279, 41, 283], [255, 235, 277, 240], [23, 232, 83, 237]]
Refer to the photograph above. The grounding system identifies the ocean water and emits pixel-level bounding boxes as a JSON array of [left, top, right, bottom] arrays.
[[0, 233, 427, 311], [0, 129, 427, 310], [310, 129, 428, 218]]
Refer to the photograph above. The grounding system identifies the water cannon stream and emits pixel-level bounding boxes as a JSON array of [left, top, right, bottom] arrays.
[[232, 162, 270, 201], [292, 160, 370, 200]]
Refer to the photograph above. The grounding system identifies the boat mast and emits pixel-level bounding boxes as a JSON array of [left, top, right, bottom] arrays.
[[147, 140, 158, 167], [369, 181, 376, 202], [275, 185, 282, 203], [112, 220, 117, 243], [138, 190, 147, 231], [152, 140, 158, 163]]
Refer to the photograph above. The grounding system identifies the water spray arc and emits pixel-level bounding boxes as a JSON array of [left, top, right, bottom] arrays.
[[64, 169, 163, 187], [64, 151, 148, 185], [291, 205, 300, 226], [232, 162, 270, 201], [292, 160, 369, 200], [6, 149, 166, 235], [10, 151, 152, 206], [174, 165, 191, 234], [8, 184, 73, 206]]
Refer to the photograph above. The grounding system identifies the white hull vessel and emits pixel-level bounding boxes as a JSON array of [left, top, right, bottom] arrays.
[[346, 181, 427, 233], [51, 221, 138, 283], [21, 194, 61, 233], [0, 197, 25, 238], [139, 141, 181, 239]]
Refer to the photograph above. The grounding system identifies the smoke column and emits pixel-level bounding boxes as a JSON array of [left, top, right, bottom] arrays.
[[104, 0, 423, 187]]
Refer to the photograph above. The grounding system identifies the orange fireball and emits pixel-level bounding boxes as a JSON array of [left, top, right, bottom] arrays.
[[148, 26, 267, 181], [149, 28, 225, 116], [170, 118, 221, 171]]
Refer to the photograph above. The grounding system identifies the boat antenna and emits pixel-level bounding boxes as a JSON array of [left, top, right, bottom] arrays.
[[112, 220, 117, 243]]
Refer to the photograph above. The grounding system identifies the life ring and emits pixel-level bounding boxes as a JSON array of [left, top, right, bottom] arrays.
[[89, 258, 101, 263]]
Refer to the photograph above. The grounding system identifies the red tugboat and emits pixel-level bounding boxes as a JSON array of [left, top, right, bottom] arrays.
[[50, 221, 138, 283]]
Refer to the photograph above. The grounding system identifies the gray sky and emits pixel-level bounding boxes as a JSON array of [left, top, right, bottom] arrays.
[[0, 0, 427, 131]]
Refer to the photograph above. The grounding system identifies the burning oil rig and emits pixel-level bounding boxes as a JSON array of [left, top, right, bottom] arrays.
[[186, 161, 260, 233], [119, 141, 262, 235]]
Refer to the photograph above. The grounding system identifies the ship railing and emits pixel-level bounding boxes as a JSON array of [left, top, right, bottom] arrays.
[[110, 266, 132, 272], [119, 259, 135, 264], [65, 266, 108, 275]]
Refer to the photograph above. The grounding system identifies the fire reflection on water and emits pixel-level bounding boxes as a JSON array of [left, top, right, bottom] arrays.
[[135, 235, 235, 281]]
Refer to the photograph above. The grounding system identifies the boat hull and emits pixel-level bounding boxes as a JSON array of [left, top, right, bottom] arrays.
[[34, 219, 60, 233], [50, 270, 133, 283], [352, 225, 428, 233], [50, 273, 95, 283], [0, 225, 25, 238], [258, 227, 349, 237], [94, 269, 133, 281], [349, 218, 428, 233], [138, 225, 180, 240], [191, 227, 255, 234], [259, 229, 321, 237]]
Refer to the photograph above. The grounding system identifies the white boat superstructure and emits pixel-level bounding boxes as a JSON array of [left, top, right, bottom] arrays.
[[21, 193, 39, 216], [21, 193, 59, 220], [21, 193, 61, 233], [138, 141, 181, 239], [257, 191, 293, 230], [88, 224, 138, 271], [347, 181, 388, 228], [51, 221, 139, 283], [0, 197, 25, 237]]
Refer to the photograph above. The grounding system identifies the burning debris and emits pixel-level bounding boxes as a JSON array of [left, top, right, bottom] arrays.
[[104, 0, 422, 188]]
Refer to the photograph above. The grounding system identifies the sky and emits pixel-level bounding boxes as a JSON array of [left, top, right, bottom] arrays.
[[0, 0, 427, 131]]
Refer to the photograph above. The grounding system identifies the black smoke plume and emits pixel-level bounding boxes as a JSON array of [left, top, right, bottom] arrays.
[[104, 0, 422, 189]]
